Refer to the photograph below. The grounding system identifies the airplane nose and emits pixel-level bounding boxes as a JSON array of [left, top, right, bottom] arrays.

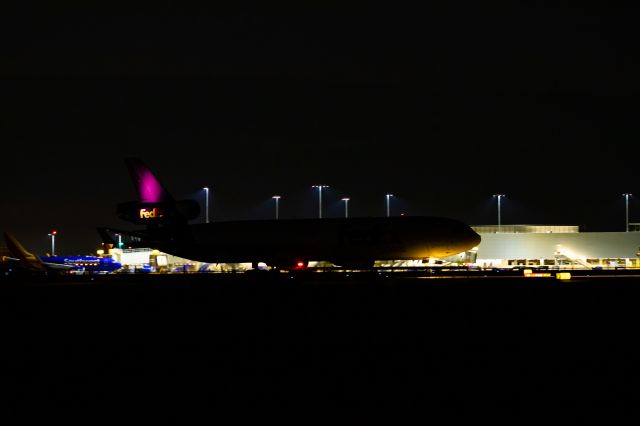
[[468, 228, 481, 248]]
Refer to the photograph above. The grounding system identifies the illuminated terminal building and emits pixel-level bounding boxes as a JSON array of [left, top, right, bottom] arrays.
[[472, 225, 640, 269]]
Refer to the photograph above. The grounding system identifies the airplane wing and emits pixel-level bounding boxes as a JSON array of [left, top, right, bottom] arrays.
[[2, 254, 73, 269], [39, 260, 76, 270]]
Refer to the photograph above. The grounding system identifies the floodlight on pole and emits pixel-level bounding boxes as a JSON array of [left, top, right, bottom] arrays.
[[312, 185, 329, 219], [272, 195, 281, 220], [48, 230, 57, 256], [341, 198, 350, 218], [385, 194, 394, 217], [623, 193, 632, 232], [202, 187, 210, 224], [493, 194, 506, 232]]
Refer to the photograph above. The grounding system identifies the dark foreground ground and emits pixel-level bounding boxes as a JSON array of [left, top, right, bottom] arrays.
[[2, 273, 640, 423]]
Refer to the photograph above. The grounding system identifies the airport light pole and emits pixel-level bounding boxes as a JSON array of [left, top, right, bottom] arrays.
[[48, 230, 57, 256], [203, 187, 210, 224], [312, 185, 329, 219], [273, 195, 281, 220], [493, 194, 505, 232], [385, 194, 394, 218], [342, 198, 350, 218], [623, 193, 632, 232]]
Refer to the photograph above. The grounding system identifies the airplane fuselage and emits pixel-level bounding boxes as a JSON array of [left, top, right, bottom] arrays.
[[140, 216, 481, 267], [102, 159, 481, 270], [39, 256, 122, 273]]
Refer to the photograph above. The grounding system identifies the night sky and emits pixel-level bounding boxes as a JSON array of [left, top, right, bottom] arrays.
[[1, 6, 639, 254]]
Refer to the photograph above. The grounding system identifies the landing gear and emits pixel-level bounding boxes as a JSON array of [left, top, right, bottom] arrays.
[[248, 260, 309, 273], [270, 260, 308, 272], [333, 259, 374, 270], [249, 262, 276, 273]]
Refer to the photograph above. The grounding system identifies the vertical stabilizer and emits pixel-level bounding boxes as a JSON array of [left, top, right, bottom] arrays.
[[125, 158, 174, 203], [3, 232, 46, 271], [118, 158, 199, 229]]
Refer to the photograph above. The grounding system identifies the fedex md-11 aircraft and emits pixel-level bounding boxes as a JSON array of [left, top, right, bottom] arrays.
[[98, 158, 481, 270], [2, 232, 122, 274]]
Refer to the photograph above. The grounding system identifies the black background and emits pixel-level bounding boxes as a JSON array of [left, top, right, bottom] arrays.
[[3, 274, 640, 423], [2, 5, 639, 253]]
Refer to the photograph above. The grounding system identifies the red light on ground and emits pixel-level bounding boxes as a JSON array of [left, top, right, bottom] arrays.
[[52, 230, 57, 235], [296, 262, 305, 269]]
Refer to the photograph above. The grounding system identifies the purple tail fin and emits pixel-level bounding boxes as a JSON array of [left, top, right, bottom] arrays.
[[125, 158, 174, 203]]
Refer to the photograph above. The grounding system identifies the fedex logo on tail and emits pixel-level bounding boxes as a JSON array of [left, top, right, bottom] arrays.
[[139, 207, 165, 220]]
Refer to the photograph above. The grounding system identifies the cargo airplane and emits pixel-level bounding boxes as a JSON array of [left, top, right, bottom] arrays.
[[97, 158, 481, 270], [2, 232, 122, 274]]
